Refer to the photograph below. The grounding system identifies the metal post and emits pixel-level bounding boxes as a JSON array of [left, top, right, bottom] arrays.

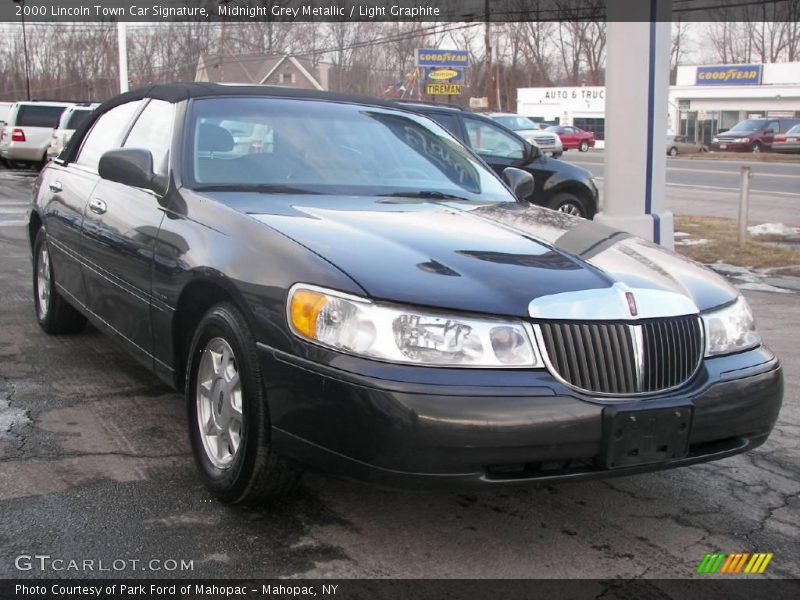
[[117, 22, 129, 93], [737, 166, 752, 246]]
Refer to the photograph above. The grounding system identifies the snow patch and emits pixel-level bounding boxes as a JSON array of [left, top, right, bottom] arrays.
[[748, 222, 800, 237], [674, 231, 691, 238], [675, 238, 709, 246]]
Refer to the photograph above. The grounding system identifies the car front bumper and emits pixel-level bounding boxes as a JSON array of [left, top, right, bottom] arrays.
[[259, 343, 782, 489], [710, 141, 756, 152]]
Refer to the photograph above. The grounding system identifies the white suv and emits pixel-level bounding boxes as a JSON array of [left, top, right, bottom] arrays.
[[486, 112, 564, 158], [0, 101, 73, 168], [47, 103, 99, 159]]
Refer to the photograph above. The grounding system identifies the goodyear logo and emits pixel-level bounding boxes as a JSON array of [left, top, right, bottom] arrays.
[[697, 552, 773, 574], [416, 49, 469, 68], [696, 65, 762, 85]]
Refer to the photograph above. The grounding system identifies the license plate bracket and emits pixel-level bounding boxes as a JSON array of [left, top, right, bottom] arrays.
[[602, 404, 692, 469]]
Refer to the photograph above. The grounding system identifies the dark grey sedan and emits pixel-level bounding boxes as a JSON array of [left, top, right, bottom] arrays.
[[28, 84, 782, 504]]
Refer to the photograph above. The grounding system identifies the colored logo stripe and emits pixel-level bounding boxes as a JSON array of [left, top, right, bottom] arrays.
[[697, 552, 773, 574]]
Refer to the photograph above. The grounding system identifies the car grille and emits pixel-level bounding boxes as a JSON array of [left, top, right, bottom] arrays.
[[534, 136, 557, 145], [537, 315, 703, 395]]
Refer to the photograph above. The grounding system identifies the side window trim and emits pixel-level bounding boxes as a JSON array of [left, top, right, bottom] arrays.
[[122, 98, 175, 179]]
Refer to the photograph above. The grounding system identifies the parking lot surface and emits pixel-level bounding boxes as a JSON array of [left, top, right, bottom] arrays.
[[0, 167, 798, 579]]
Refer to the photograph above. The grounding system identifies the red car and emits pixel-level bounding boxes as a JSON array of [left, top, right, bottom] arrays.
[[546, 125, 596, 152]]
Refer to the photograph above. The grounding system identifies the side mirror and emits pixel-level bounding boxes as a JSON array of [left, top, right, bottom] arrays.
[[98, 148, 164, 194], [502, 167, 535, 202]]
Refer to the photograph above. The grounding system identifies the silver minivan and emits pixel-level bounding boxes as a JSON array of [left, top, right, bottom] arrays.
[[0, 101, 73, 168]]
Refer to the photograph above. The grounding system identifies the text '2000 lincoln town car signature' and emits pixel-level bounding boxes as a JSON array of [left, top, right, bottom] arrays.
[[28, 84, 782, 503]]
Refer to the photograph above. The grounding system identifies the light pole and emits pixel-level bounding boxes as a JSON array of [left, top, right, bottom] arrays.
[[13, 0, 32, 100]]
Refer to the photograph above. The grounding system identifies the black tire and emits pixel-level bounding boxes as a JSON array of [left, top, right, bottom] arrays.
[[32, 228, 87, 334], [552, 151, 563, 159], [548, 192, 592, 219], [668, 146, 678, 157], [579, 140, 590, 152], [186, 302, 301, 504], [751, 142, 762, 153]]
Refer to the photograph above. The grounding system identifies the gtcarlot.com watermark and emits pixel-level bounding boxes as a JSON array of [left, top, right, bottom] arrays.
[[14, 554, 194, 573]]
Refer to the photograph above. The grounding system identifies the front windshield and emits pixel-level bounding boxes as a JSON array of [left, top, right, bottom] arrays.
[[729, 119, 766, 133], [493, 115, 536, 131], [186, 97, 514, 202]]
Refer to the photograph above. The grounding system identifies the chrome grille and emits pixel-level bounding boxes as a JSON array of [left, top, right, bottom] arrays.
[[538, 316, 703, 395], [534, 136, 557, 145]]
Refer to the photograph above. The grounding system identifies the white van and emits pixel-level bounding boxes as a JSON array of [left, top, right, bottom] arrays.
[[0, 101, 73, 168]]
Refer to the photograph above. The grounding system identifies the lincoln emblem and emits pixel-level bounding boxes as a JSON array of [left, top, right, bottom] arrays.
[[626, 292, 638, 317]]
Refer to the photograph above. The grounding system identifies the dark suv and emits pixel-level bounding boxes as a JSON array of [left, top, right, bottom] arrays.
[[711, 118, 800, 153], [392, 102, 599, 218]]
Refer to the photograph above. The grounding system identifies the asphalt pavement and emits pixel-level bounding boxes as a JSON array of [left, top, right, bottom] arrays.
[[563, 150, 800, 225], [0, 167, 798, 582]]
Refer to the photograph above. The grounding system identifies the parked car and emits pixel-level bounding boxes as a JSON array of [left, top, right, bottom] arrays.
[[30, 83, 782, 503], [666, 134, 707, 156], [486, 112, 564, 157], [546, 125, 596, 152], [393, 102, 597, 218], [0, 101, 73, 168], [771, 124, 800, 154], [711, 118, 800, 153], [47, 103, 99, 159]]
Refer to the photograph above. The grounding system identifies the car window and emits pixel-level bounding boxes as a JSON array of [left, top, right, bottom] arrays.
[[463, 117, 525, 160], [66, 109, 92, 130], [123, 99, 174, 176], [187, 97, 515, 202], [766, 121, 779, 134], [16, 105, 66, 128], [493, 115, 536, 131], [425, 113, 460, 138], [786, 124, 800, 135], [76, 101, 142, 171]]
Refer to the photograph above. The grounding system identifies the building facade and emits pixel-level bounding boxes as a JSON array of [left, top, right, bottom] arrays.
[[516, 62, 800, 147]]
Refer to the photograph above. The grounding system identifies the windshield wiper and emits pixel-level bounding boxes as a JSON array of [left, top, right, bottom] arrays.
[[378, 190, 472, 202], [192, 184, 321, 195]]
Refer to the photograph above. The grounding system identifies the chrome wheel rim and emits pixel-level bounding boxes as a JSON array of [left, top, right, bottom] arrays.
[[558, 203, 582, 217], [196, 337, 243, 469], [36, 243, 51, 318]]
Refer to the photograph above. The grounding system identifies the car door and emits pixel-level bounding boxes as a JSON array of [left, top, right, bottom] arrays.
[[461, 116, 527, 178], [558, 127, 577, 149], [763, 120, 779, 147], [42, 102, 140, 308], [80, 99, 172, 364]]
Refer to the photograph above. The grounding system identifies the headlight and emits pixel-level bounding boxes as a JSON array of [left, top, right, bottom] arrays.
[[702, 296, 761, 357], [734, 137, 750, 143], [712, 137, 719, 143], [288, 285, 539, 367]]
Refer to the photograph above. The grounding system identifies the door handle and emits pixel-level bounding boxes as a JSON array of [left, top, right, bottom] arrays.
[[49, 181, 62, 193], [89, 198, 107, 215]]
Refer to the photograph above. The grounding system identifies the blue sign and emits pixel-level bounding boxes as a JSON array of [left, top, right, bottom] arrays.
[[696, 65, 762, 86], [415, 49, 469, 68]]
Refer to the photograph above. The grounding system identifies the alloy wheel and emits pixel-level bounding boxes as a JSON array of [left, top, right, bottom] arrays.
[[36, 243, 51, 319], [196, 337, 243, 469], [558, 203, 583, 216]]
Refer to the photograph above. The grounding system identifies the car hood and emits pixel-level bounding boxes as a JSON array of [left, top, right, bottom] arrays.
[[233, 194, 737, 318]]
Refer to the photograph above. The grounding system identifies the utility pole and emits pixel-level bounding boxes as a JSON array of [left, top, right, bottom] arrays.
[[117, 22, 129, 93], [13, 0, 31, 100], [484, 0, 493, 110]]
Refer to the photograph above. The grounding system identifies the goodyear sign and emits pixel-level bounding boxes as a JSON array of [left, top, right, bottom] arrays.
[[416, 49, 469, 68], [426, 83, 462, 96], [424, 68, 464, 82], [696, 65, 762, 85]]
